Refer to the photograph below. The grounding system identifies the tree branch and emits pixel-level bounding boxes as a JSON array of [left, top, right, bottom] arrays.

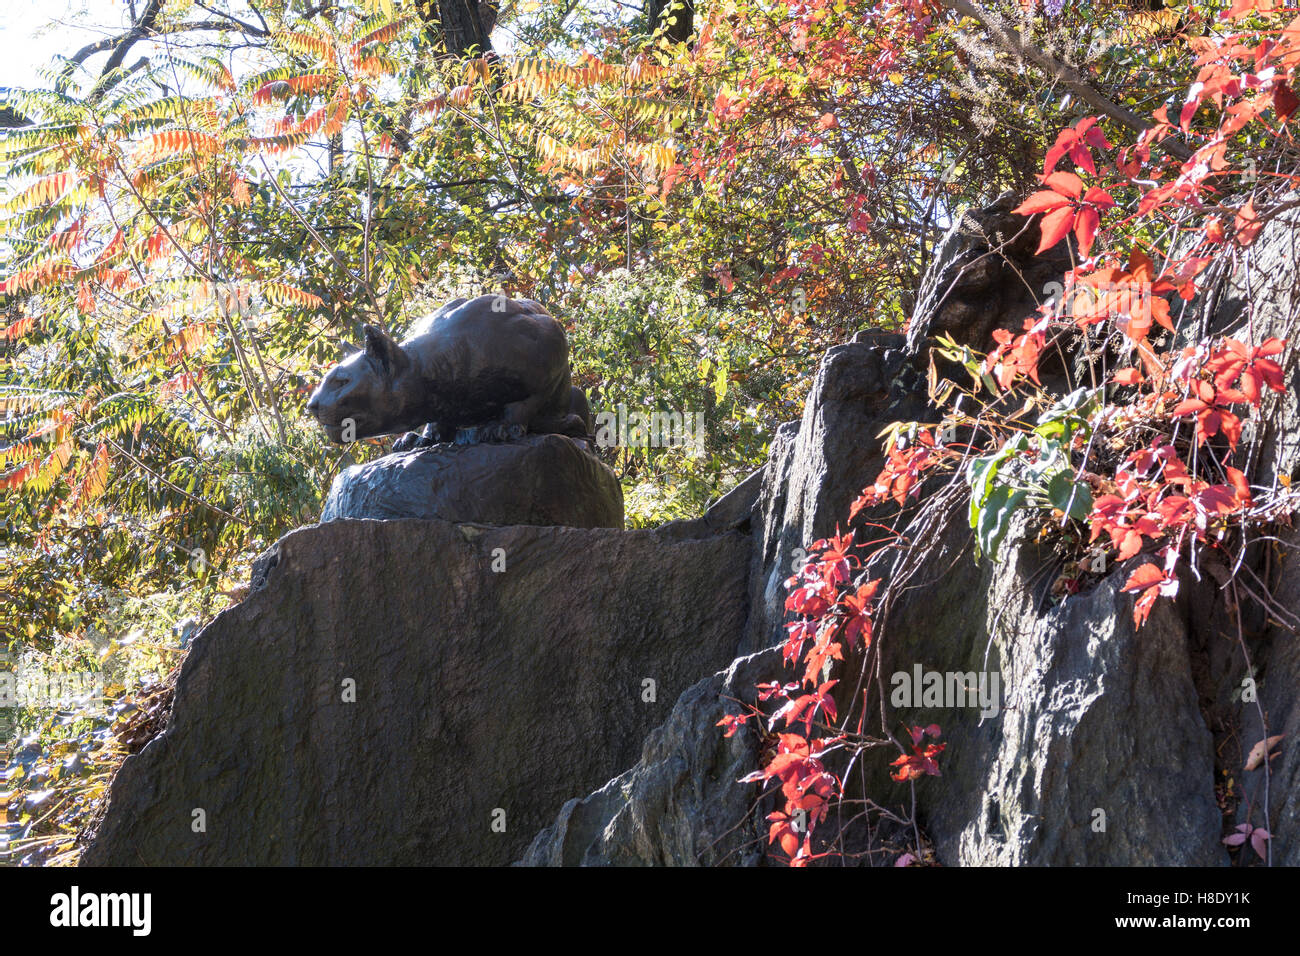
[[63, 0, 269, 90], [192, 2, 270, 38], [941, 0, 1191, 162]]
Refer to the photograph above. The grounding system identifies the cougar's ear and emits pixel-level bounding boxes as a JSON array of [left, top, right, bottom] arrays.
[[363, 324, 407, 375]]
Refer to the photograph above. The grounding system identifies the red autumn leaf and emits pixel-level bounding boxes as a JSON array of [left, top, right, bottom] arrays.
[[1083, 186, 1116, 210], [785, 578, 831, 618], [1193, 483, 1240, 518], [985, 318, 1047, 388], [1114, 526, 1146, 560], [1224, 0, 1277, 19], [910, 723, 942, 746], [1038, 206, 1076, 253], [1087, 493, 1128, 543], [1218, 408, 1243, 450], [1235, 199, 1265, 246], [1073, 205, 1101, 256], [890, 726, 946, 782], [803, 634, 844, 685], [716, 713, 750, 738], [1015, 171, 1106, 255], [1205, 337, 1288, 406], [840, 581, 878, 650], [1042, 171, 1085, 198], [1113, 367, 1143, 386], [1122, 563, 1164, 592], [1013, 190, 1072, 216], [1273, 80, 1300, 124], [1132, 585, 1161, 627], [1122, 556, 1178, 628], [1155, 495, 1192, 525], [766, 811, 803, 857], [1043, 116, 1112, 176], [776, 680, 839, 734], [1224, 466, 1253, 507]]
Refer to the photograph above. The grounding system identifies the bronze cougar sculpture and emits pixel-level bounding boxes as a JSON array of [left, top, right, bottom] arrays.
[[307, 295, 592, 449]]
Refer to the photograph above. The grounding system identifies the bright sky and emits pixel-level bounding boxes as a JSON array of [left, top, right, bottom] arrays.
[[0, 1, 129, 92]]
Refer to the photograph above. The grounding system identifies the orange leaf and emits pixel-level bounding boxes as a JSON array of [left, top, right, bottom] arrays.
[[1013, 190, 1071, 216], [1038, 206, 1076, 254], [1235, 200, 1265, 246], [1123, 563, 1164, 592]]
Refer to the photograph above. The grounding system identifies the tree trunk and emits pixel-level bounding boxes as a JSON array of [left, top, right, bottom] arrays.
[[416, 1, 497, 58], [648, 0, 695, 45]]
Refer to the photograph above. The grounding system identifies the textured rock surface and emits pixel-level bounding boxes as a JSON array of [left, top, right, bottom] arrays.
[[320, 434, 624, 529], [906, 191, 1072, 356], [517, 649, 781, 866], [81, 518, 749, 865], [856, 518, 1225, 865], [741, 338, 1241, 864], [741, 334, 929, 654], [1199, 201, 1300, 866], [1243, 525, 1300, 866]]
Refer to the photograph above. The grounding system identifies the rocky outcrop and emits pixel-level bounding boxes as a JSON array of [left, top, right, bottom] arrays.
[[741, 335, 928, 655], [321, 434, 624, 529], [82, 193, 1299, 868], [82, 518, 748, 865], [857, 517, 1225, 865], [517, 197, 1299, 867], [517, 332, 1233, 865], [1184, 197, 1300, 866]]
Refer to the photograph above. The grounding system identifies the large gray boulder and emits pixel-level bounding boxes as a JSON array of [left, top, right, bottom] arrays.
[[81, 518, 749, 865], [321, 434, 624, 529], [856, 516, 1224, 865], [518, 340, 1228, 866]]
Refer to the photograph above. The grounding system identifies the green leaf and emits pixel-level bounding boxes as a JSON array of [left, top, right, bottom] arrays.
[[975, 485, 1028, 561], [1046, 471, 1093, 520]]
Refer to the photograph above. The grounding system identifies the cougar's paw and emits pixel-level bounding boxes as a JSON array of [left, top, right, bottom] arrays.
[[392, 431, 422, 452], [558, 414, 591, 440]]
